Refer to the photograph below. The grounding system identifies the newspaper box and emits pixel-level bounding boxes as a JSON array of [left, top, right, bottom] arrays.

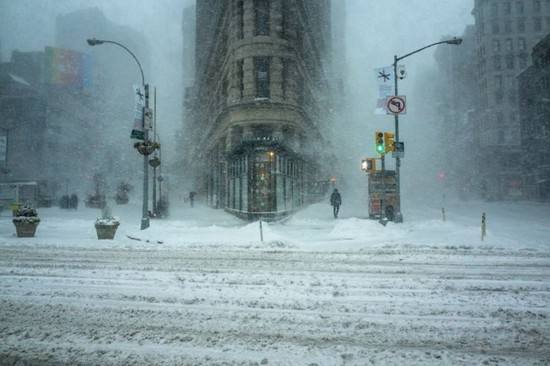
[[368, 171, 400, 220]]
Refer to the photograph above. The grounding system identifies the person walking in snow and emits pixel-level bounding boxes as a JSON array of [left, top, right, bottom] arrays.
[[189, 191, 196, 208], [330, 188, 342, 218]]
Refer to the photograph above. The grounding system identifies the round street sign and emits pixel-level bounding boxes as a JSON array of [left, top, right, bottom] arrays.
[[386, 96, 406, 115]]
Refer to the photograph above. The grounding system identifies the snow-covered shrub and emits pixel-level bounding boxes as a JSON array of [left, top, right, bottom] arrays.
[[13, 205, 40, 224], [95, 205, 119, 226]]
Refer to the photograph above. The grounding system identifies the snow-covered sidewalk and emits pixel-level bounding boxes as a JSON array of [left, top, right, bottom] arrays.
[[1, 199, 549, 252]]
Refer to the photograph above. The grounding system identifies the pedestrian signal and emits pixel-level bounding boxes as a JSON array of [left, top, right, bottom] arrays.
[[361, 158, 376, 173], [375, 132, 385, 154], [384, 132, 395, 153]]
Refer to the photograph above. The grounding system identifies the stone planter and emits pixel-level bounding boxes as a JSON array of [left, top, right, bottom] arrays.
[[95, 222, 119, 240], [13, 218, 40, 238]]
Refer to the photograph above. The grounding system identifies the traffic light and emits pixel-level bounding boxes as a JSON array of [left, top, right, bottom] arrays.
[[361, 158, 376, 173], [375, 131, 385, 154], [384, 132, 395, 153]]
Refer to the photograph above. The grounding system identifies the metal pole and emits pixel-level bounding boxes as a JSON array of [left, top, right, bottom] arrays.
[[152, 87, 157, 216], [158, 141, 163, 208], [141, 84, 150, 229], [380, 155, 386, 223], [86, 38, 149, 230], [393, 56, 403, 223]]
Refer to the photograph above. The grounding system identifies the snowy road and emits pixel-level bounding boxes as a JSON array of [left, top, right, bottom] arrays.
[[1, 201, 550, 365], [1, 245, 550, 365]]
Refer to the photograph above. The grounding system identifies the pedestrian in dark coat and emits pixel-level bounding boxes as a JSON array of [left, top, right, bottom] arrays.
[[330, 188, 342, 218], [189, 191, 196, 208]]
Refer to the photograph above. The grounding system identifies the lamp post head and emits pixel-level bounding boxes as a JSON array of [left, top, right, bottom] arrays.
[[86, 38, 104, 46], [446, 37, 463, 46]]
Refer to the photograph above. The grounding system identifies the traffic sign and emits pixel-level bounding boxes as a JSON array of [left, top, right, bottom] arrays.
[[386, 96, 406, 115], [392, 142, 405, 159]]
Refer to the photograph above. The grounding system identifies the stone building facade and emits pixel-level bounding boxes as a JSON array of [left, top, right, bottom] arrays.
[[472, 0, 550, 199], [0, 52, 47, 184], [519, 33, 550, 200], [434, 26, 479, 198], [186, 0, 336, 219], [1, 8, 150, 205]]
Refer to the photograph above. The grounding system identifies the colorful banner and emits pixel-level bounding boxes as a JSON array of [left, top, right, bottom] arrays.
[[44, 47, 92, 89]]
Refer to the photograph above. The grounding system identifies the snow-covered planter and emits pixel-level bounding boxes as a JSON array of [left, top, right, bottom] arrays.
[[115, 182, 132, 205], [94, 206, 120, 240], [12, 206, 40, 238]]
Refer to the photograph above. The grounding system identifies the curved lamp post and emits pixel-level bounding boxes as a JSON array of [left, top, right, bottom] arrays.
[[392, 37, 462, 223], [87, 38, 151, 230]]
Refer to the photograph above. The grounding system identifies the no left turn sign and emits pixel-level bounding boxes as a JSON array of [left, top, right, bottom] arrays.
[[386, 96, 406, 115]]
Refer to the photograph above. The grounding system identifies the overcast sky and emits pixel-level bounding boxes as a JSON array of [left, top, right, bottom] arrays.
[[0, 0, 474, 194]]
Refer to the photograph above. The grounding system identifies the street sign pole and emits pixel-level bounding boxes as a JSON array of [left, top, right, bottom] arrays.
[[141, 84, 150, 230], [393, 56, 403, 223]]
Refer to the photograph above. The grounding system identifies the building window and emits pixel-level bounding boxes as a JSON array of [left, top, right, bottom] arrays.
[[494, 55, 502, 70], [517, 1, 525, 14], [518, 18, 526, 32], [518, 37, 526, 50], [506, 38, 514, 51], [493, 39, 501, 52], [296, 72, 304, 106], [506, 54, 515, 69], [508, 89, 517, 103], [496, 74, 504, 89], [498, 129, 505, 144], [505, 20, 513, 33], [237, 59, 244, 98], [519, 53, 528, 68], [492, 2, 499, 16], [254, 0, 270, 36], [237, 0, 244, 39], [222, 76, 229, 106], [281, 0, 290, 39], [492, 21, 500, 34], [254, 56, 271, 98], [282, 58, 292, 99], [534, 0, 542, 12], [496, 90, 504, 103], [505, 1, 512, 14], [535, 17, 543, 31]]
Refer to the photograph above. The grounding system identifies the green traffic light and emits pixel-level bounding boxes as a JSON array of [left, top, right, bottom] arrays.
[[376, 145, 385, 153]]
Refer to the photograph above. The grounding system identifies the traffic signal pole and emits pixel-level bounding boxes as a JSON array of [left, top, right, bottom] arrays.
[[391, 38, 463, 224], [393, 56, 403, 223]]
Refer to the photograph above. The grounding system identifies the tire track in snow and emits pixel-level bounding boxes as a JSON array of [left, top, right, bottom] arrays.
[[0, 245, 549, 365]]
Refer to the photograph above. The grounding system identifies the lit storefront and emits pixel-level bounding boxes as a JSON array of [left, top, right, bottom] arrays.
[[223, 145, 306, 220]]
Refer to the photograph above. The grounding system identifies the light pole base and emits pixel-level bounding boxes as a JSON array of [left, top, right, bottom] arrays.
[[394, 212, 404, 223], [141, 217, 150, 230]]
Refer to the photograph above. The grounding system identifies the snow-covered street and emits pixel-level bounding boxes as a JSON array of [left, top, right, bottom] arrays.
[[1, 201, 550, 365]]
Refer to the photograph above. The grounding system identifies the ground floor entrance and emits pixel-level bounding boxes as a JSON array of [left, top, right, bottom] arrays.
[[205, 144, 329, 220]]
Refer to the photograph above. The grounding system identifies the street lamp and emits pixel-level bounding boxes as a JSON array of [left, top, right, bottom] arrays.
[[392, 37, 462, 223], [86, 37, 151, 230]]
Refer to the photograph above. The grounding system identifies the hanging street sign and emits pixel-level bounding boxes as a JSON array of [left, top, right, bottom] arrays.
[[386, 96, 407, 115], [375, 66, 394, 85], [131, 84, 145, 140], [375, 66, 394, 115], [392, 142, 405, 159]]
